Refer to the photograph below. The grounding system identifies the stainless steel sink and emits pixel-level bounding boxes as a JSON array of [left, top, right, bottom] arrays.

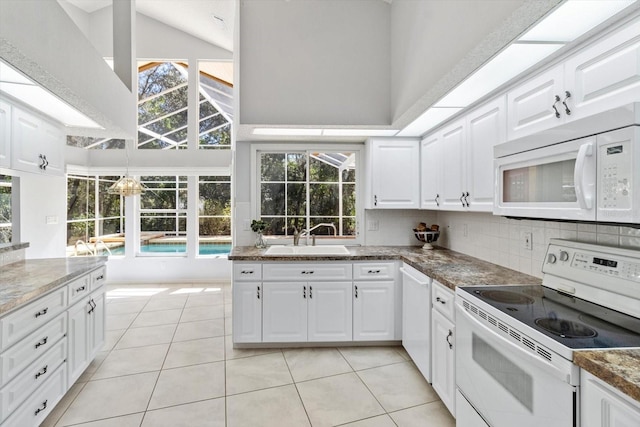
[[264, 245, 350, 255]]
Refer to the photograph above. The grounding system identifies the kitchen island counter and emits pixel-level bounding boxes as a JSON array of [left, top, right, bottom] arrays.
[[229, 245, 542, 290], [0, 257, 107, 315]]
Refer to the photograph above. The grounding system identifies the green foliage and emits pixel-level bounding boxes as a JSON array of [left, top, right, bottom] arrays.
[[251, 219, 267, 233]]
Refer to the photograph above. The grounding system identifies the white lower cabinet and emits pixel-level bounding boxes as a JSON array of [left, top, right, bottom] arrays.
[[67, 287, 105, 386], [0, 266, 106, 426], [581, 370, 640, 427], [232, 282, 263, 343], [353, 281, 395, 341], [263, 281, 353, 343], [232, 261, 397, 345], [431, 280, 456, 417]]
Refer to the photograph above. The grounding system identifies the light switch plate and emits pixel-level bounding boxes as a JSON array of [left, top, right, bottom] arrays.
[[46, 215, 58, 225]]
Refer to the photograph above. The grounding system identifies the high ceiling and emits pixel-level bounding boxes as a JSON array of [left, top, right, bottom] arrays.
[[63, 0, 235, 52]]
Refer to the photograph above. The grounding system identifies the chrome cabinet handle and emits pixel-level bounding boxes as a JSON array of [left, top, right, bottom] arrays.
[[309, 286, 313, 299], [552, 95, 561, 118], [374, 195, 378, 206], [96, 274, 104, 281], [355, 285, 358, 298], [301, 270, 315, 275], [303, 286, 306, 299], [562, 91, 571, 115], [35, 336, 48, 349], [446, 330, 453, 349], [435, 194, 440, 207], [257, 286, 260, 299], [241, 270, 254, 275], [463, 191, 470, 207], [460, 192, 466, 207], [367, 270, 381, 274], [38, 154, 49, 170], [436, 297, 446, 305], [34, 308, 48, 318], [35, 365, 48, 379], [76, 285, 86, 293], [88, 299, 96, 314], [35, 400, 48, 416]]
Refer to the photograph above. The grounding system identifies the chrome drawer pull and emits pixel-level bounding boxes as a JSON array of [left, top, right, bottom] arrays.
[[436, 297, 447, 305], [76, 285, 86, 293], [35, 336, 48, 349], [367, 270, 381, 274], [34, 400, 48, 416], [241, 270, 254, 274], [34, 308, 48, 318], [35, 365, 48, 379], [96, 274, 104, 281]]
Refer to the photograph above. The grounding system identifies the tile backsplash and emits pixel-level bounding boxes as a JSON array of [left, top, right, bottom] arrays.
[[434, 211, 640, 278]]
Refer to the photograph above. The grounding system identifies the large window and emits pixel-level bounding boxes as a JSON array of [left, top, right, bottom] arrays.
[[258, 151, 357, 239], [198, 176, 231, 255], [67, 175, 124, 256], [0, 175, 12, 243]]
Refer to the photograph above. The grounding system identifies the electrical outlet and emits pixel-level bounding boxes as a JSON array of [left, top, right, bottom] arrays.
[[523, 232, 532, 250], [243, 219, 251, 231]]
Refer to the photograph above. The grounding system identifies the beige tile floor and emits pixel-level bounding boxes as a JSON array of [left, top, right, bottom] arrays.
[[42, 283, 455, 427]]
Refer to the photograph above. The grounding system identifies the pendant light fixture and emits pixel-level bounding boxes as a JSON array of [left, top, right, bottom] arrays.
[[107, 143, 147, 196]]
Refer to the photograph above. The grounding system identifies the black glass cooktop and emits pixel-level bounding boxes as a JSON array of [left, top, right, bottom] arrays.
[[459, 285, 640, 350]]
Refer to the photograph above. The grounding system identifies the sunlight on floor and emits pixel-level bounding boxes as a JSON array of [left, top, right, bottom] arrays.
[[106, 288, 169, 299]]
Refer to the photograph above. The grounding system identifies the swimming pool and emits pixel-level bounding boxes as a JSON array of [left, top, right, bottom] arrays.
[[106, 243, 231, 256]]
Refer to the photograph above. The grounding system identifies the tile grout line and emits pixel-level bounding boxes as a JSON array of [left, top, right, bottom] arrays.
[[281, 348, 314, 427]]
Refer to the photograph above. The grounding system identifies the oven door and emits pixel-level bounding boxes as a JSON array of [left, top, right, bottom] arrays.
[[455, 301, 577, 427], [494, 136, 596, 220]]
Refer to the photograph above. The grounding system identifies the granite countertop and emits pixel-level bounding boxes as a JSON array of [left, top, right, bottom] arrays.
[[574, 349, 640, 402], [0, 242, 29, 254], [229, 245, 542, 290], [0, 257, 107, 315]]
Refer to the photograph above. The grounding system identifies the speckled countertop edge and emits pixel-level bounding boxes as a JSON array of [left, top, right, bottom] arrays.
[[574, 349, 640, 402], [0, 242, 29, 254], [229, 245, 542, 290], [0, 257, 108, 315]]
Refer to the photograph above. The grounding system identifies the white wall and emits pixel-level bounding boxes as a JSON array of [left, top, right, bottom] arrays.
[[18, 172, 67, 259], [238, 0, 390, 127], [364, 209, 438, 247], [435, 211, 640, 279]]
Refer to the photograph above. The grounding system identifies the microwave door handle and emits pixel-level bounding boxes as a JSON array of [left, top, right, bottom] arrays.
[[457, 303, 573, 384], [574, 142, 594, 210]]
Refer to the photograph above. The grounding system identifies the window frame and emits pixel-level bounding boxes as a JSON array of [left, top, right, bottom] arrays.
[[251, 143, 363, 246]]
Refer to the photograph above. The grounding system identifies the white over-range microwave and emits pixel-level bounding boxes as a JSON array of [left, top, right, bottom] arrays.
[[494, 125, 639, 223]]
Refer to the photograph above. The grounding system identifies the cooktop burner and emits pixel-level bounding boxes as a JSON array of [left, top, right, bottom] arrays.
[[476, 289, 535, 305], [534, 317, 598, 338], [459, 284, 640, 350]]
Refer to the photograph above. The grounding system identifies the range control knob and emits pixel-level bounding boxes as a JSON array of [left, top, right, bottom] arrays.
[[559, 251, 569, 262], [547, 253, 557, 264]]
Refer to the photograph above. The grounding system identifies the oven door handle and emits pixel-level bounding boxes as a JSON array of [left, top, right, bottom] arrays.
[[458, 304, 574, 384]]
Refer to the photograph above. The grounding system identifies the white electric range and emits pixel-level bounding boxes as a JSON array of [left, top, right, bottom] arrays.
[[455, 239, 640, 427]]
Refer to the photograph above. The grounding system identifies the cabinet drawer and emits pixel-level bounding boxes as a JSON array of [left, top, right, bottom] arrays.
[[68, 275, 91, 306], [1, 287, 68, 349], [353, 262, 396, 280], [432, 280, 455, 321], [0, 313, 66, 384], [233, 263, 262, 281], [263, 263, 352, 281], [0, 337, 66, 421], [91, 267, 107, 290], [1, 362, 66, 427]]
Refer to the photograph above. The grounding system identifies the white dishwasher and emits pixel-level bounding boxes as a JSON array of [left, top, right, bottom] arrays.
[[400, 263, 431, 382]]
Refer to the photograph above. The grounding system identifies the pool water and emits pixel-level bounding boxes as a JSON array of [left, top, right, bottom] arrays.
[[106, 243, 231, 256]]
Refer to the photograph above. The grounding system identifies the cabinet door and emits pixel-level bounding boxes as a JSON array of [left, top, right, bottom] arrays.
[[565, 18, 640, 123], [466, 97, 505, 212], [368, 138, 420, 209], [431, 310, 455, 417], [420, 134, 442, 209], [0, 100, 10, 168], [581, 370, 640, 427], [39, 120, 64, 175], [440, 120, 466, 211], [263, 283, 307, 342], [308, 282, 352, 342], [67, 299, 89, 385], [88, 289, 105, 360], [232, 282, 263, 343], [507, 66, 565, 141], [353, 281, 394, 341], [10, 107, 63, 175]]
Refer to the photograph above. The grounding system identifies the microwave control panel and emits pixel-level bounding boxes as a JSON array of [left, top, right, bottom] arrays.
[[599, 139, 632, 210]]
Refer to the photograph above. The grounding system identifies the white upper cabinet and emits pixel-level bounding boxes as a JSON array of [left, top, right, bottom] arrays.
[[366, 138, 420, 209], [508, 16, 640, 141], [420, 134, 441, 209], [11, 106, 64, 176], [0, 100, 10, 168], [420, 96, 505, 212]]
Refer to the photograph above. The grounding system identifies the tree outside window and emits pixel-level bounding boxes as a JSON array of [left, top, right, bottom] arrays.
[[0, 175, 12, 243], [259, 151, 357, 238]]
